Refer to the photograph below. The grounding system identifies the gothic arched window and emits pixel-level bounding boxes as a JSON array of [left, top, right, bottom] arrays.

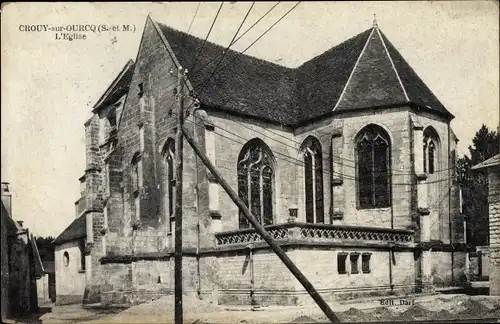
[[301, 136, 324, 223], [423, 127, 439, 175], [356, 125, 391, 209], [237, 139, 275, 228], [162, 139, 175, 231]]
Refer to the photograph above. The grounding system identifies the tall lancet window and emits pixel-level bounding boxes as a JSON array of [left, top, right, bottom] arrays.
[[131, 152, 142, 220], [356, 125, 391, 209], [423, 127, 439, 175], [162, 139, 176, 232], [131, 153, 141, 193], [237, 139, 275, 228], [302, 136, 324, 223]]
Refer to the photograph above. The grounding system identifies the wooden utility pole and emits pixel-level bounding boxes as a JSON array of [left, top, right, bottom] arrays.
[[174, 66, 186, 324], [181, 126, 340, 323]]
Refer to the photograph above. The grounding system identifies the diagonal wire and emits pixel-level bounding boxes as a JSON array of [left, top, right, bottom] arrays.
[[198, 1, 301, 88], [160, 0, 455, 176], [196, 2, 256, 96], [182, 1, 301, 119], [158, 2, 282, 98], [169, 110, 460, 292], [187, 2, 201, 34], [169, 110, 456, 186], [231, 2, 281, 46], [189, 2, 225, 73]]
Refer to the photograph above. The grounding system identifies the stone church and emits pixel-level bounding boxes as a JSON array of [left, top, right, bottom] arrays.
[[55, 16, 468, 306]]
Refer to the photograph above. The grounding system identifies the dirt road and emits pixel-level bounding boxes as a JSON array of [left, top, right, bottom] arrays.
[[25, 294, 500, 324]]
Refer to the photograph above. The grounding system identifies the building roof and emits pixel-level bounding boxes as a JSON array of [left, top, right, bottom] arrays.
[[156, 22, 453, 126], [471, 154, 500, 170], [53, 214, 86, 246], [31, 234, 45, 278], [92, 59, 135, 112]]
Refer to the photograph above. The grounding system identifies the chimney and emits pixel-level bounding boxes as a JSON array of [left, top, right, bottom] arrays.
[[1, 182, 12, 217]]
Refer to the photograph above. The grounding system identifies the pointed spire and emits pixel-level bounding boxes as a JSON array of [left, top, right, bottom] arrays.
[[373, 13, 378, 28]]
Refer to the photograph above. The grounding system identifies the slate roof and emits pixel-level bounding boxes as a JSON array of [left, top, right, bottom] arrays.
[[53, 214, 86, 246], [471, 154, 500, 170], [92, 59, 135, 112], [380, 33, 450, 116], [158, 23, 299, 126], [156, 22, 453, 126]]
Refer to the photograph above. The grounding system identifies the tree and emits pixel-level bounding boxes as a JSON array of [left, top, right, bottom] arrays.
[[35, 236, 55, 261], [457, 124, 499, 246]]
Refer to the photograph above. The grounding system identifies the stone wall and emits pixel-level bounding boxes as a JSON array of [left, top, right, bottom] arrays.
[[209, 108, 418, 230], [1, 226, 38, 318], [489, 168, 500, 295], [97, 17, 215, 302], [37, 275, 50, 305], [55, 241, 87, 305], [216, 247, 416, 306], [431, 251, 452, 287], [84, 16, 467, 306], [100, 256, 201, 306]]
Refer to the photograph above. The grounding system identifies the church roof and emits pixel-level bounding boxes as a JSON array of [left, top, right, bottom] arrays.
[[53, 214, 86, 246], [156, 21, 453, 126], [92, 59, 135, 113]]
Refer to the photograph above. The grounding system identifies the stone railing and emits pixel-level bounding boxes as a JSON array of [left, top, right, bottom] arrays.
[[215, 222, 414, 246]]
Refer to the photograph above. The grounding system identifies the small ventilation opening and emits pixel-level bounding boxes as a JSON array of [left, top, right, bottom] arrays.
[[138, 83, 144, 98]]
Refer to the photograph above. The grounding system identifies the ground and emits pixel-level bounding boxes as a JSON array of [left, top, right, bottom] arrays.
[[4, 293, 500, 323]]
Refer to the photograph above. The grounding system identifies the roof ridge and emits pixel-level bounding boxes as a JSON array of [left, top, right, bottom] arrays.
[[157, 22, 380, 72], [153, 21, 453, 124], [377, 30, 452, 118], [295, 27, 374, 70], [332, 27, 376, 112], [375, 27, 410, 102]]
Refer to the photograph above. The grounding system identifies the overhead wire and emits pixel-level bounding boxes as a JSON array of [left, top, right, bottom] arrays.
[[169, 110, 457, 187], [156, 2, 282, 114], [161, 1, 455, 177], [188, 1, 281, 80], [196, 2, 256, 96], [189, 2, 225, 73], [171, 0, 453, 176], [187, 2, 201, 34], [189, 2, 224, 71]]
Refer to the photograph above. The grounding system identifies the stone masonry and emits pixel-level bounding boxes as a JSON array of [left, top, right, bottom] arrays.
[[488, 166, 500, 295], [67, 16, 470, 306]]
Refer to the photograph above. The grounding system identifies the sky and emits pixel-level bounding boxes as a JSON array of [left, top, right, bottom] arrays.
[[1, 1, 499, 238]]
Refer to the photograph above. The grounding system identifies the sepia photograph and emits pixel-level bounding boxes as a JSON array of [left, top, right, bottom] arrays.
[[1, 1, 499, 323]]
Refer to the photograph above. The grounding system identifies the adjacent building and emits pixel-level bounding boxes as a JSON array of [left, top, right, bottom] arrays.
[[1, 183, 43, 320], [53, 209, 93, 305], [36, 259, 56, 305], [56, 16, 467, 306], [471, 154, 500, 295]]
